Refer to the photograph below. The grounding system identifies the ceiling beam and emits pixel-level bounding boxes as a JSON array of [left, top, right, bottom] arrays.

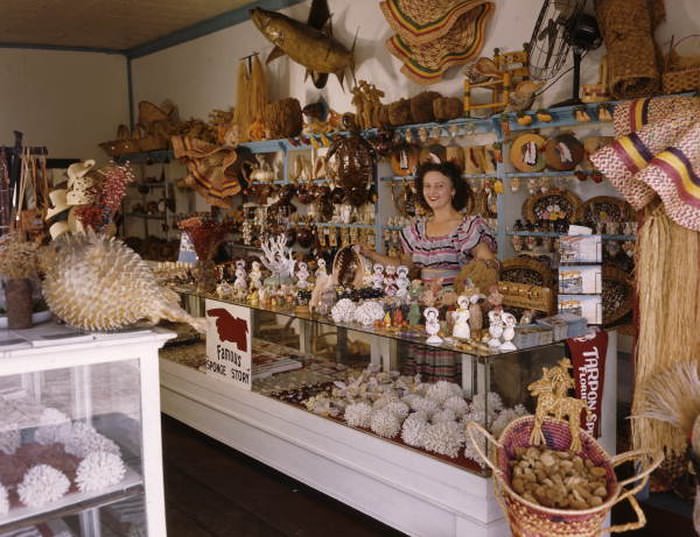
[[0, 42, 122, 55], [125, 0, 306, 59]]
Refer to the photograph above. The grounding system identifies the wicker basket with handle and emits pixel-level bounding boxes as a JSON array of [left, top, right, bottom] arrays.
[[662, 35, 700, 94], [467, 417, 662, 537]]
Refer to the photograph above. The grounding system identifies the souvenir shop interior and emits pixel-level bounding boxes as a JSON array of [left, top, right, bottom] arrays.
[[0, 0, 699, 536]]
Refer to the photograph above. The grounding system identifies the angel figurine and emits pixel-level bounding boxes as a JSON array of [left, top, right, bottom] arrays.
[[424, 307, 443, 345], [487, 309, 504, 348], [249, 260, 263, 290], [384, 265, 397, 293], [296, 261, 310, 290], [452, 295, 471, 340], [233, 265, 248, 294], [499, 312, 518, 351], [315, 258, 328, 280]]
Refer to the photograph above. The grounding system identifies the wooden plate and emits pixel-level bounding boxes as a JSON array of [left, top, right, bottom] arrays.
[[509, 133, 546, 173], [544, 133, 584, 171], [575, 196, 633, 227], [523, 189, 582, 224]]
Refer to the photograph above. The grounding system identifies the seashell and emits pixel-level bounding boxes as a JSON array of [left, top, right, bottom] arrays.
[[41, 231, 205, 332]]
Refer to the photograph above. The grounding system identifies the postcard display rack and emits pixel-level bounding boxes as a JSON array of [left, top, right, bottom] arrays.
[[0, 323, 172, 537], [159, 291, 617, 537]]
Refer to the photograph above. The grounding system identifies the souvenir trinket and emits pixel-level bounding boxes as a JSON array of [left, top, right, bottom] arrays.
[[424, 307, 443, 345], [452, 295, 471, 340]]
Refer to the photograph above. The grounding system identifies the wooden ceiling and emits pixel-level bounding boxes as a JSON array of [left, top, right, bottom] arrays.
[[0, 0, 257, 52]]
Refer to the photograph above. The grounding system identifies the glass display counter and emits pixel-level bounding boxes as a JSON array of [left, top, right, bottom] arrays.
[[0, 322, 172, 537], [160, 289, 617, 537]]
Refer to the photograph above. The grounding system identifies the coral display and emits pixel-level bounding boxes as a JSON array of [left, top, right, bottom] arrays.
[[421, 422, 464, 458], [344, 402, 372, 428], [426, 381, 463, 404], [0, 426, 20, 455], [401, 412, 429, 448], [17, 464, 70, 507], [75, 451, 127, 492], [331, 298, 357, 324], [370, 408, 401, 438], [41, 232, 205, 332], [61, 422, 121, 459], [34, 408, 72, 446]]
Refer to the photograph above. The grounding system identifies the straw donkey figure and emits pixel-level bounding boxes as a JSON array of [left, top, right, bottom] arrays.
[[528, 358, 592, 453]]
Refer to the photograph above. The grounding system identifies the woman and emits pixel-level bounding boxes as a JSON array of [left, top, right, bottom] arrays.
[[361, 160, 498, 286], [361, 160, 498, 382]]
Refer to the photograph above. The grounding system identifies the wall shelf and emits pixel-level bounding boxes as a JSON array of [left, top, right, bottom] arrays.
[[507, 231, 635, 241]]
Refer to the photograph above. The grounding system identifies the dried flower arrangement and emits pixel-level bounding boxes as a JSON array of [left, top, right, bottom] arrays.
[[0, 232, 39, 279]]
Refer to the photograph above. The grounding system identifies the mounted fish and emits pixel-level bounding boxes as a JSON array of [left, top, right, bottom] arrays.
[[250, 0, 355, 89]]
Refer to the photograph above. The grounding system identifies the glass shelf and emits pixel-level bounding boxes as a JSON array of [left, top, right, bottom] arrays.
[[175, 286, 563, 361], [381, 173, 496, 181], [503, 170, 596, 178], [507, 231, 635, 241], [315, 222, 375, 228]]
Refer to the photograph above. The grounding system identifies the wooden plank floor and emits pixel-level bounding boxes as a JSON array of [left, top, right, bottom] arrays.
[[161, 415, 695, 537], [161, 415, 408, 537]]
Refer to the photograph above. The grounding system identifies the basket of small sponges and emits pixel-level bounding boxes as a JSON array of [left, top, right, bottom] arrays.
[[467, 416, 661, 537]]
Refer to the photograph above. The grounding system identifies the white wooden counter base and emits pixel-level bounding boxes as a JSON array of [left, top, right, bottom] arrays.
[[159, 358, 509, 537]]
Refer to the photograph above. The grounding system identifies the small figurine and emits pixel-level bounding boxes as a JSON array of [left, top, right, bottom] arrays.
[[396, 265, 410, 301], [424, 307, 443, 345], [499, 312, 518, 351], [372, 263, 385, 290], [487, 309, 504, 348], [383, 311, 392, 329], [468, 293, 484, 332], [296, 261, 310, 289], [233, 265, 248, 293], [392, 308, 405, 327], [519, 309, 535, 325], [384, 265, 397, 293], [315, 258, 328, 280], [216, 281, 234, 299], [407, 302, 422, 326], [249, 260, 263, 290], [452, 295, 471, 340], [487, 284, 504, 313]]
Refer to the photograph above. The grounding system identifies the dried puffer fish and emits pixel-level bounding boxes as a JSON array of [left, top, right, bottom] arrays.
[[41, 232, 205, 332]]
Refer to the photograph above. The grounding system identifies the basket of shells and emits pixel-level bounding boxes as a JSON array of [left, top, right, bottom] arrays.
[[466, 358, 662, 537], [467, 417, 661, 537]]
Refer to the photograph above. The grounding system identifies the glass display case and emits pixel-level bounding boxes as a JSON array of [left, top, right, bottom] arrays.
[[160, 289, 617, 537], [0, 322, 172, 537]]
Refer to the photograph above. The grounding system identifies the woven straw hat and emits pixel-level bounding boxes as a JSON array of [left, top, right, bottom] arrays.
[[46, 189, 70, 220], [590, 111, 696, 210], [634, 121, 700, 231]]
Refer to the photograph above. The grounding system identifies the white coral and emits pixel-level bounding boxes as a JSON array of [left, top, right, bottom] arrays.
[[75, 451, 127, 492], [426, 381, 463, 404], [0, 427, 20, 455], [0, 482, 8, 515], [384, 400, 410, 419], [401, 412, 429, 447], [370, 409, 401, 438], [431, 408, 457, 424], [443, 395, 469, 417], [421, 421, 465, 458], [344, 402, 372, 428], [34, 408, 72, 445], [463, 427, 487, 466], [331, 298, 357, 324], [353, 301, 386, 326], [61, 422, 120, 458], [372, 395, 399, 410], [410, 397, 440, 417], [17, 464, 70, 507], [401, 393, 424, 410]]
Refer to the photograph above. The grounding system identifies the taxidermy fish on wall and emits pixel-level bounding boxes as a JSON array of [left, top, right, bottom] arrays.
[[250, 0, 355, 89]]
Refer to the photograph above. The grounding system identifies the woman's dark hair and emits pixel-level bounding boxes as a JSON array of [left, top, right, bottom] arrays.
[[414, 160, 471, 212]]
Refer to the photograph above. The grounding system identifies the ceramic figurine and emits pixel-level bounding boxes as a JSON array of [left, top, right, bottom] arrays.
[[249, 261, 263, 290], [383, 311, 392, 329], [396, 265, 410, 301], [487, 310, 504, 348], [407, 302, 421, 326], [233, 266, 248, 293], [519, 309, 535, 325], [384, 265, 397, 294], [468, 293, 484, 332], [424, 307, 443, 345], [487, 284, 504, 313], [216, 281, 233, 299], [315, 258, 328, 279], [499, 312, 517, 351], [452, 295, 471, 340], [372, 263, 385, 290], [296, 261, 310, 289]]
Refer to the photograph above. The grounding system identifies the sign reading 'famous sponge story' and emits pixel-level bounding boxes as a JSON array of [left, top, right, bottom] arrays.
[[205, 299, 252, 390]]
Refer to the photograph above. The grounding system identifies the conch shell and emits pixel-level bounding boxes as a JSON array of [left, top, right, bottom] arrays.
[[41, 231, 205, 332]]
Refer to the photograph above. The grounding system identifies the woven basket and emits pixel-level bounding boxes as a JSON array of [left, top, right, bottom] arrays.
[[662, 35, 700, 94], [595, 0, 660, 99], [468, 416, 663, 537]]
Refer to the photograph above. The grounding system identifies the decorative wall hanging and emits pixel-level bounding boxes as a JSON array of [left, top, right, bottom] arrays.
[[380, 0, 495, 85], [523, 189, 581, 225], [543, 134, 584, 171], [250, 0, 355, 89], [510, 134, 546, 173], [325, 134, 376, 190], [234, 53, 268, 143]]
